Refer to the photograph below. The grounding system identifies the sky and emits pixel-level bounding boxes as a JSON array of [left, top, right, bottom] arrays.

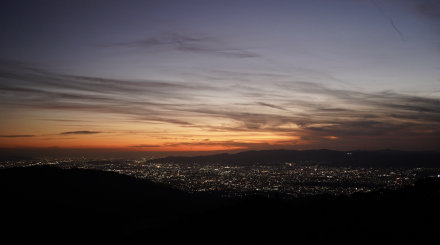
[[1, 0, 440, 156]]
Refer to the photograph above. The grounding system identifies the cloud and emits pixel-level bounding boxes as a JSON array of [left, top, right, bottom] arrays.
[[98, 32, 260, 59], [323, 136, 338, 139], [60, 131, 103, 135], [40, 119, 91, 122], [163, 140, 267, 149], [1, 61, 440, 149], [256, 102, 288, 111], [158, 139, 302, 151], [0, 135, 35, 137], [369, 0, 405, 41], [129, 144, 161, 148]]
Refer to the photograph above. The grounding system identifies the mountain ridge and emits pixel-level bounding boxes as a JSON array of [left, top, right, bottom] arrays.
[[147, 149, 440, 167]]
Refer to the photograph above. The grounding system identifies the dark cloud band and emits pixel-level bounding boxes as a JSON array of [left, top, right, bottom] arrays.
[[60, 131, 102, 135]]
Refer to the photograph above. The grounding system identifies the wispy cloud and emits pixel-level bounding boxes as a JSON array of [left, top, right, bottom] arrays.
[[256, 102, 288, 111], [369, 0, 405, 41], [129, 144, 161, 148], [1, 61, 440, 149], [0, 135, 35, 138], [98, 32, 260, 59], [60, 131, 103, 135]]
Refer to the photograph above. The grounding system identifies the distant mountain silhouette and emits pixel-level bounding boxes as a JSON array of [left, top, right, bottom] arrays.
[[147, 149, 440, 167], [1, 165, 439, 244]]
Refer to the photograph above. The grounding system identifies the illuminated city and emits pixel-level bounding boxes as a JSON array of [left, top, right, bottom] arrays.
[[3, 157, 438, 198]]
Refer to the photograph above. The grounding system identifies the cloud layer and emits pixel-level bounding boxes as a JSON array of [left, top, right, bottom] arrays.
[[60, 131, 103, 135], [1, 60, 439, 151]]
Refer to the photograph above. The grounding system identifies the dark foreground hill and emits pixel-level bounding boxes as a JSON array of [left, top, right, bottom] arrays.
[[1, 166, 439, 244], [131, 178, 440, 244], [147, 149, 440, 167], [0, 166, 214, 245]]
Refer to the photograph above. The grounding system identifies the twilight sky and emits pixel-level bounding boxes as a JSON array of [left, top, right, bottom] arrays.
[[1, 0, 440, 155]]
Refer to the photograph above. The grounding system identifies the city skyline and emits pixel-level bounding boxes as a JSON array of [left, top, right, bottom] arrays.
[[1, 0, 440, 156]]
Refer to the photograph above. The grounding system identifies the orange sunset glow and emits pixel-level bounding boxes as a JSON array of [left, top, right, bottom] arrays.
[[1, 0, 440, 157]]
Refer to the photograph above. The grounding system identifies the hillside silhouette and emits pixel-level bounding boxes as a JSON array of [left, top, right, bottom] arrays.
[[147, 149, 440, 167], [129, 177, 440, 244], [0, 166, 439, 244], [0, 166, 211, 245]]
